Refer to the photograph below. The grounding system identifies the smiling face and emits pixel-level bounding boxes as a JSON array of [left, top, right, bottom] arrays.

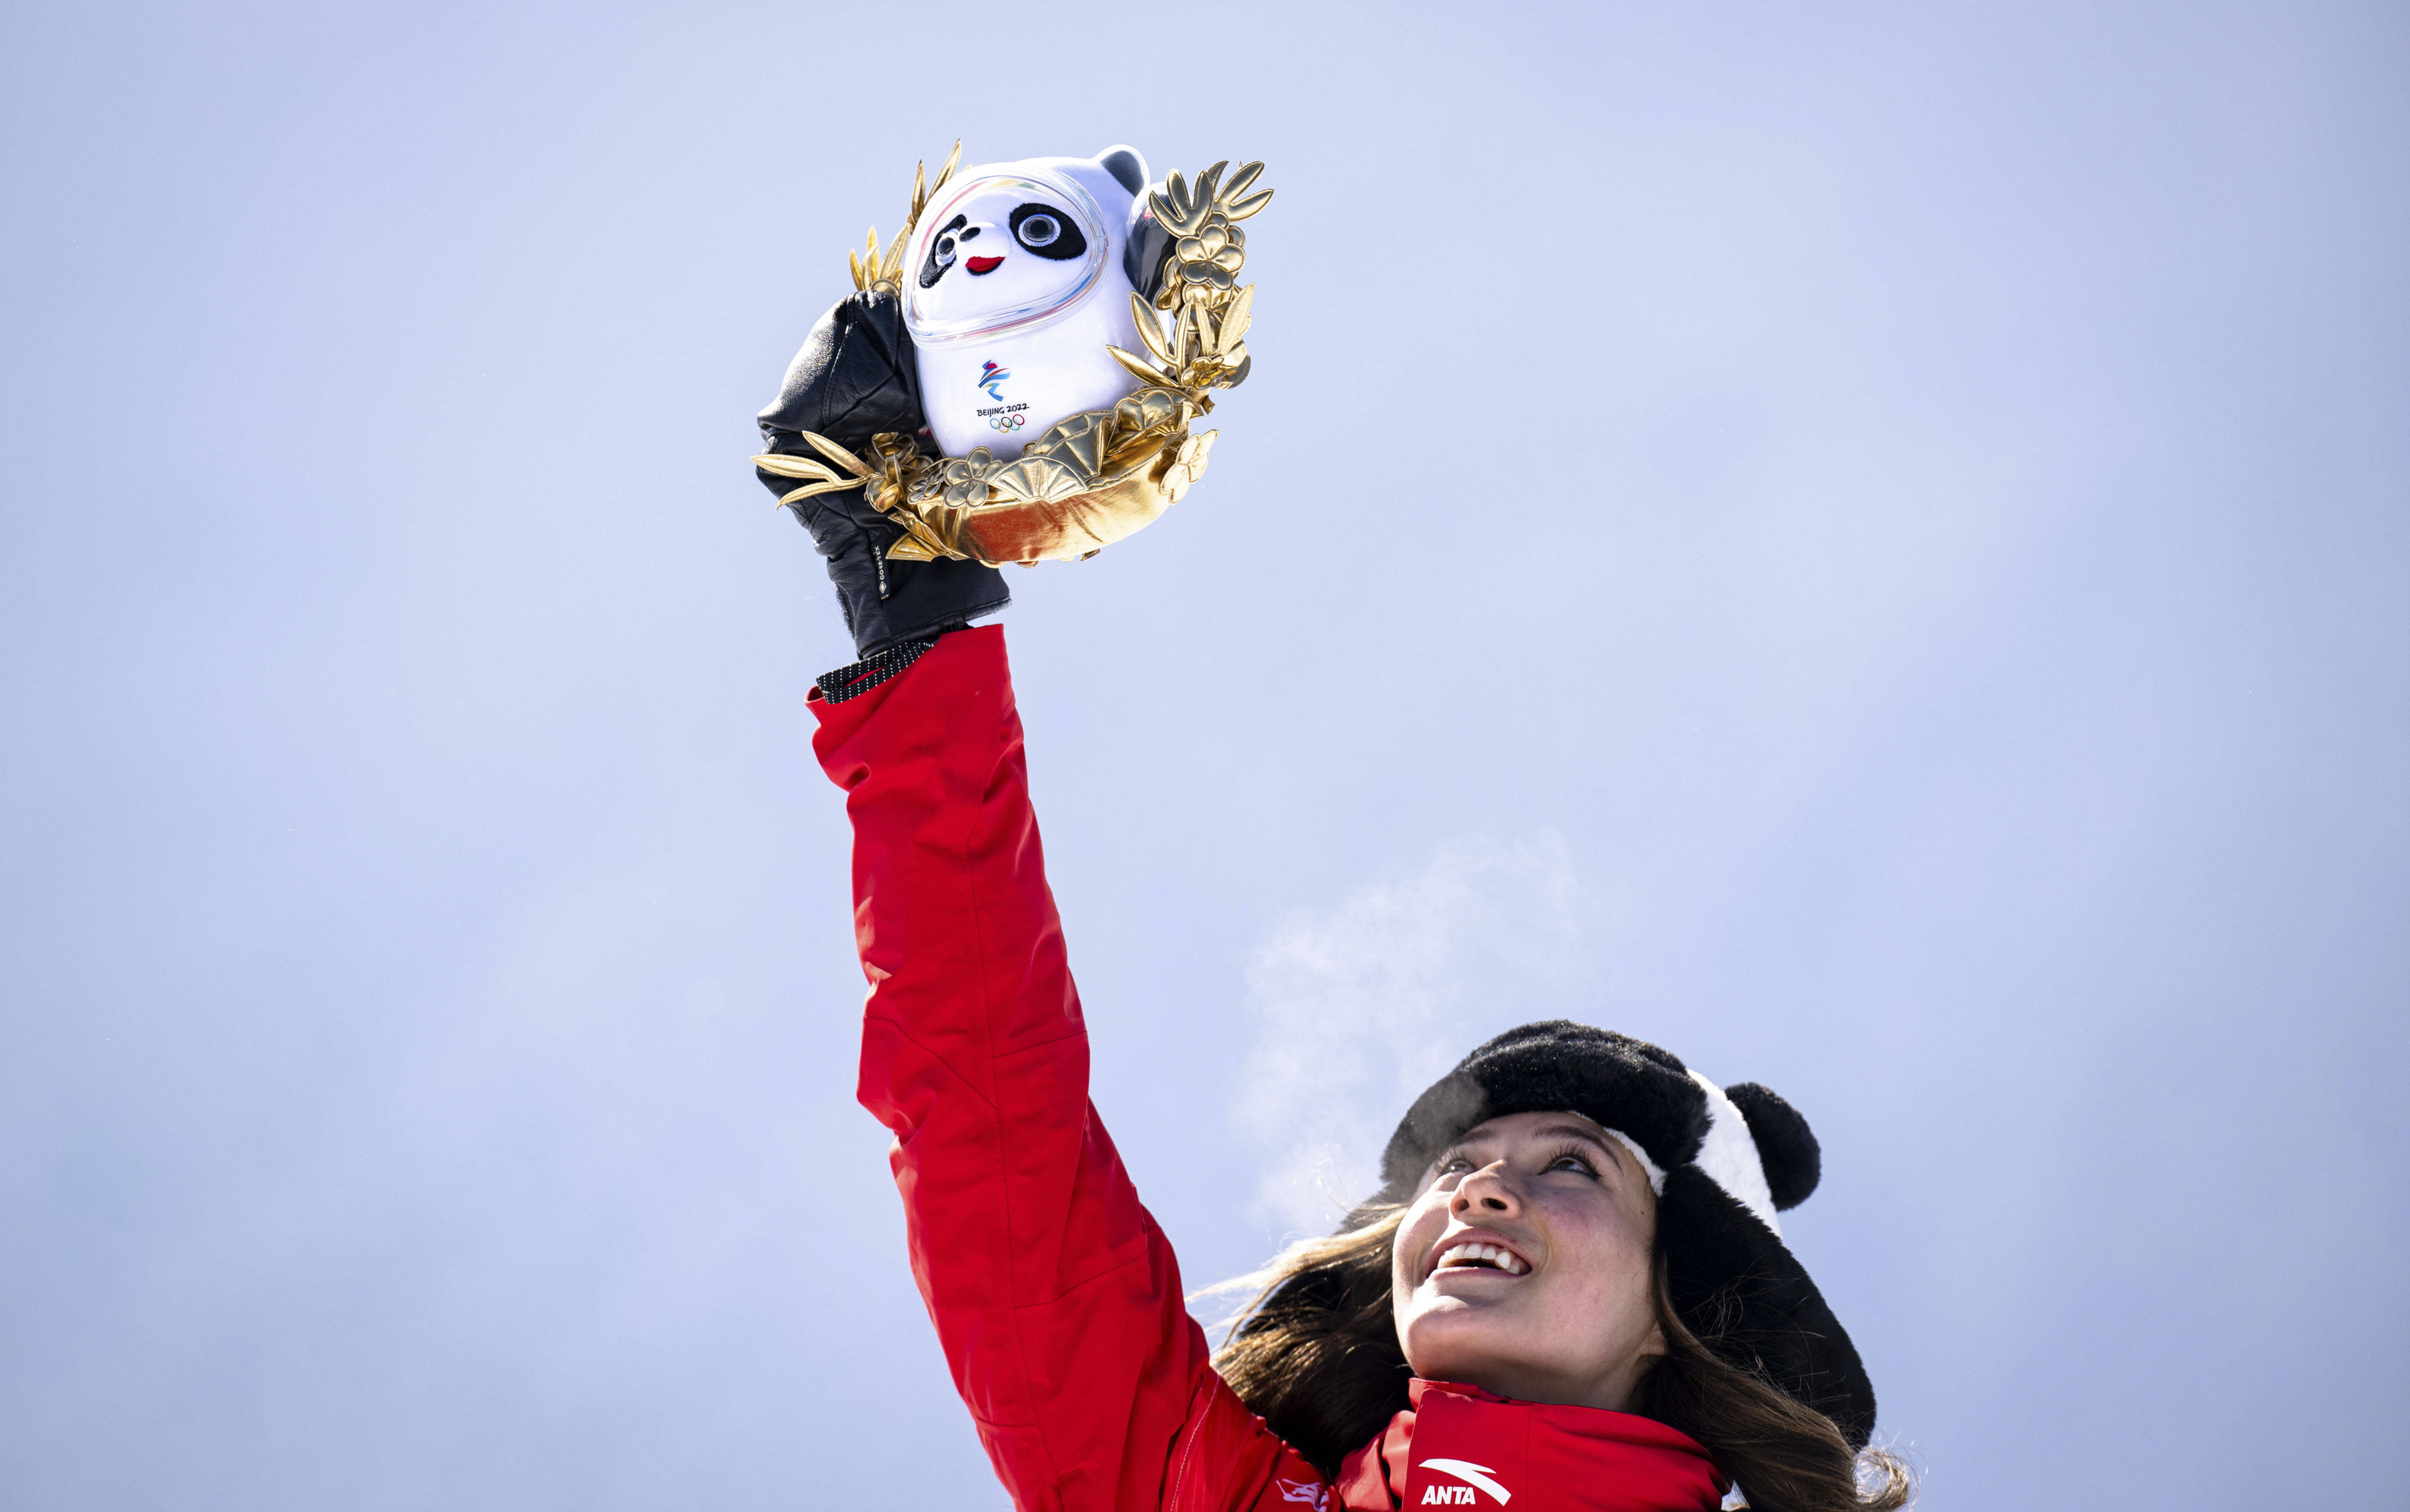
[[1390, 1111, 1666, 1412], [906, 174, 1103, 335]]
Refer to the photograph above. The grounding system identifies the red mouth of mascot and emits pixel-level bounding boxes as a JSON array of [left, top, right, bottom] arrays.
[[966, 255, 1005, 275]]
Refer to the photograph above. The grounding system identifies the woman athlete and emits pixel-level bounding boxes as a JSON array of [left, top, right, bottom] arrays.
[[758, 279, 1912, 1512]]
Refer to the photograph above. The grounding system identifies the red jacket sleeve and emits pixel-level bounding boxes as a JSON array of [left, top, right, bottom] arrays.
[[810, 627, 1332, 1512]]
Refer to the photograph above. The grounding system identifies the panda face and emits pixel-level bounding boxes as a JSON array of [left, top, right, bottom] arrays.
[[917, 201, 1091, 289], [904, 170, 1110, 344]]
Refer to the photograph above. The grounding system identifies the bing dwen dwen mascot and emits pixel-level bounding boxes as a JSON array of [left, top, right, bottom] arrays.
[[752, 143, 1270, 657]]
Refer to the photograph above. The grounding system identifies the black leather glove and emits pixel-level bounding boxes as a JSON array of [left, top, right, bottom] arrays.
[[756, 290, 1009, 656]]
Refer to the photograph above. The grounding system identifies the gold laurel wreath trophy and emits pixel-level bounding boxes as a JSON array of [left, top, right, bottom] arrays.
[[752, 145, 1270, 567]]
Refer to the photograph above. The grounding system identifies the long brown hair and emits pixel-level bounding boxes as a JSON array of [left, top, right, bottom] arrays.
[[1210, 1202, 1913, 1512]]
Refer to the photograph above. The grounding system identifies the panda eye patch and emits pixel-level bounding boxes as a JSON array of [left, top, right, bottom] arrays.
[[1009, 202, 1087, 261], [918, 214, 970, 289]]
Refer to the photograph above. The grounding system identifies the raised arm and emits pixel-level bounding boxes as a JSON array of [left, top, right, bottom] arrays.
[[808, 628, 1325, 1512]]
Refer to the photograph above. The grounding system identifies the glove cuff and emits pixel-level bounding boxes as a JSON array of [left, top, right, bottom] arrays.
[[823, 537, 1009, 660], [812, 635, 942, 704]]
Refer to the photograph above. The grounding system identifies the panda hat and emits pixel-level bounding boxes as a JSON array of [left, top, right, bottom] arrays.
[[1374, 1021, 1878, 1448], [901, 145, 1156, 459]]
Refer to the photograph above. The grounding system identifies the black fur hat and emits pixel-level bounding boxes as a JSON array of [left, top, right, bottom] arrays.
[[1373, 1020, 1876, 1448]]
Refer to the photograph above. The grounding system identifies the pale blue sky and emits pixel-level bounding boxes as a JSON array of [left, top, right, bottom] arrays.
[[2, 2, 2404, 1508]]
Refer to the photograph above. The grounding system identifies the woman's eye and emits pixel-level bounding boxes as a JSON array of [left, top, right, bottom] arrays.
[[1550, 1155, 1597, 1176], [1017, 214, 1060, 248], [936, 237, 957, 267]]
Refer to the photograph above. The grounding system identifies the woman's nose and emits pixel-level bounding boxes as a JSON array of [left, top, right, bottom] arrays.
[[1453, 1162, 1520, 1215]]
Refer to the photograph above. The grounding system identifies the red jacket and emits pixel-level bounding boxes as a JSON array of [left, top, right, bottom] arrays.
[[811, 627, 1725, 1512]]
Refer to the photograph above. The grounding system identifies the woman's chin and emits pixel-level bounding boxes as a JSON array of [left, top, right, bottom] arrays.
[[1401, 1291, 1532, 1367]]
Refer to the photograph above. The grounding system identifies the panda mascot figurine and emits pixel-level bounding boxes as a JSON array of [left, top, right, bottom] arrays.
[[905, 148, 1149, 460], [752, 143, 1271, 658]]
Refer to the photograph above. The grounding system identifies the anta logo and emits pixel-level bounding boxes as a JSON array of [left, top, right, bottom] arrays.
[[1274, 1478, 1328, 1509], [977, 360, 1010, 400], [1418, 1458, 1512, 1505]]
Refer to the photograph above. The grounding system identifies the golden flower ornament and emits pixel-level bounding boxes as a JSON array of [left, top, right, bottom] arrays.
[[930, 449, 1000, 507], [1151, 161, 1270, 310]]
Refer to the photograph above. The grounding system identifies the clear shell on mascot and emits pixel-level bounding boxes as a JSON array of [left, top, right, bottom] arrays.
[[751, 143, 1271, 567]]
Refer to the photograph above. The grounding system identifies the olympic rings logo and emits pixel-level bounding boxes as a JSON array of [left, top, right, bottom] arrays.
[[989, 412, 1027, 433]]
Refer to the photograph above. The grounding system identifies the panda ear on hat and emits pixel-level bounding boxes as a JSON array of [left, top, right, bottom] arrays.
[[1725, 1081, 1822, 1211]]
